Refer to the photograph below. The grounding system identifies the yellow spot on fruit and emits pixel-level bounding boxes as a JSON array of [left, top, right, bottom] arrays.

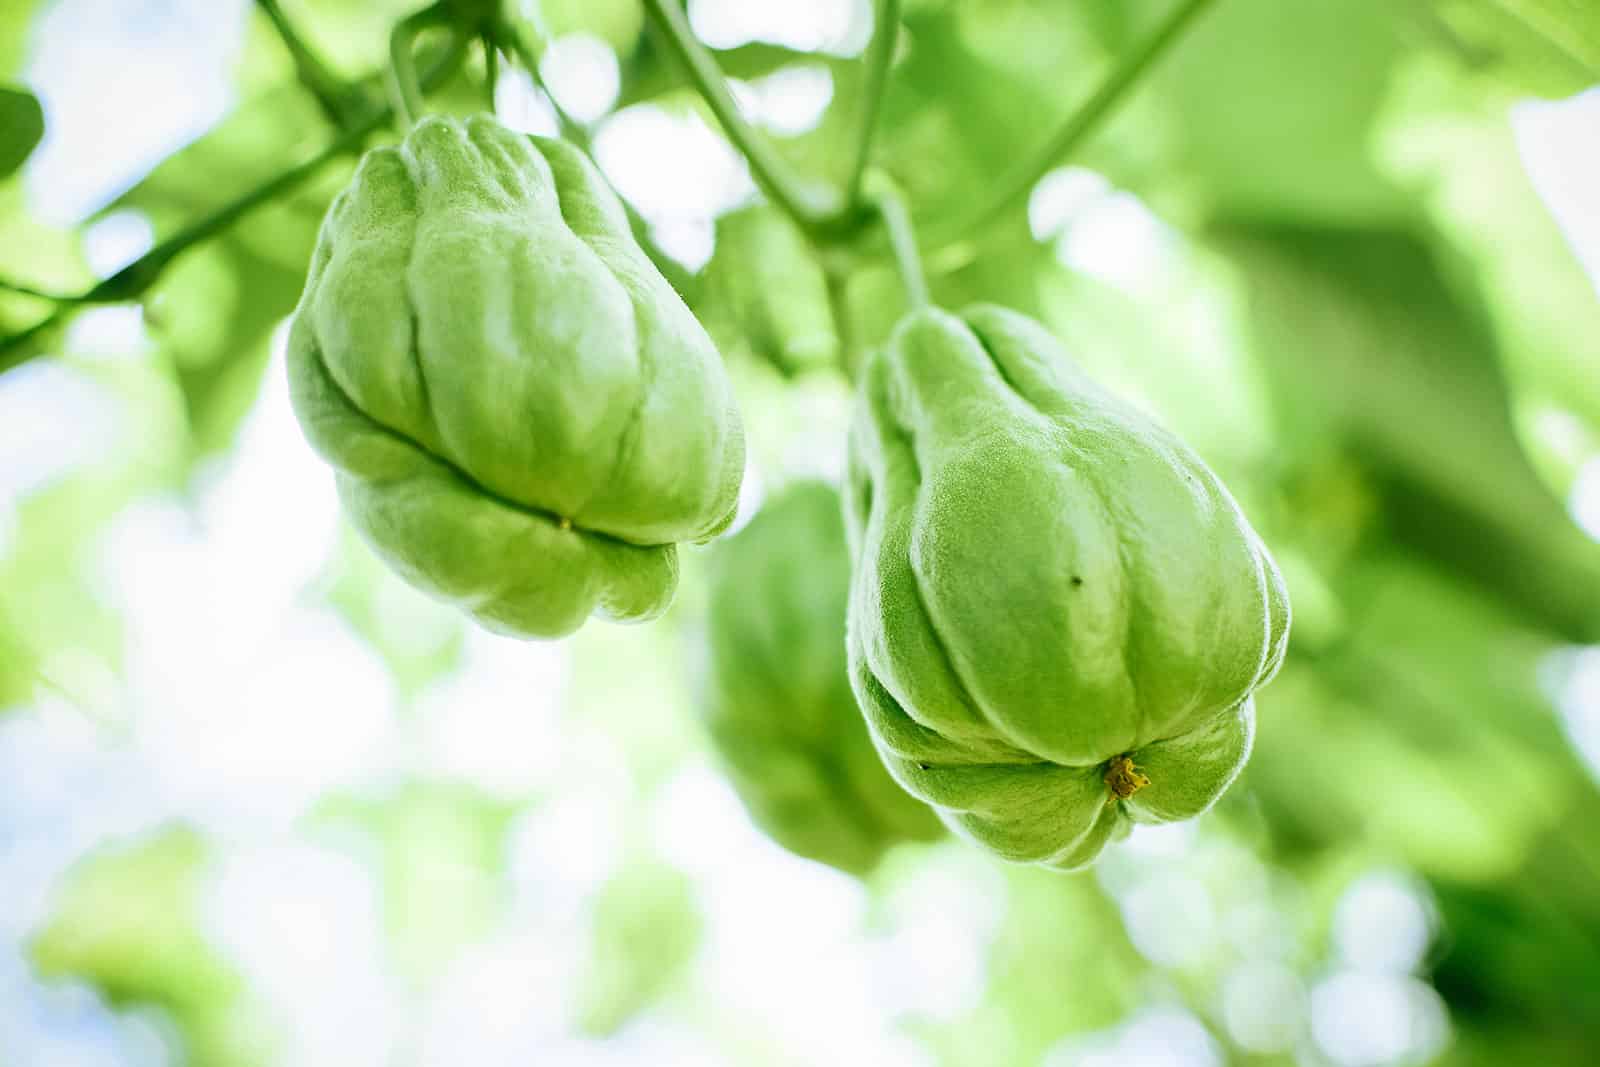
[[1104, 754, 1150, 800]]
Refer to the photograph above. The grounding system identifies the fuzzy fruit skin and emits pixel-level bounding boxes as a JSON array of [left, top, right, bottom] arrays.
[[845, 305, 1289, 869], [704, 482, 944, 875], [288, 113, 744, 638]]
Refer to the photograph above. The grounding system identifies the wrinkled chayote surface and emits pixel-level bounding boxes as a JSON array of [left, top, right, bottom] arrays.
[[288, 113, 744, 638], [845, 305, 1289, 869], [704, 482, 944, 875]]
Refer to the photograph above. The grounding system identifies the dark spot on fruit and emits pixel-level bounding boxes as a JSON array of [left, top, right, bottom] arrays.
[[1070, 575, 1084, 587]]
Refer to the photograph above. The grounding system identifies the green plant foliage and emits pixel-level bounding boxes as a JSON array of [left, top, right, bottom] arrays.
[[0, 85, 43, 179], [1220, 222, 1600, 642], [1145, 0, 1414, 225], [28, 827, 271, 1067], [846, 306, 1287, 868], [573, 856, 701, 1036], [313, 781, 518, 982], [288, 113, 744, 638], [703, 481, 943, 875]]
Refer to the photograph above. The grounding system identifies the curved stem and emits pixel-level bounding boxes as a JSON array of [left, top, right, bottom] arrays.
[[847, 0, 900, 212], [640, 0, 841, 231], [934, 0, 1217, 246], [871, 184, 927, 309], [389, 3, 450, 127]]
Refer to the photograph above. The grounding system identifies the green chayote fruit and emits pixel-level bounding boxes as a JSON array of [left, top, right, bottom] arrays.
[[845, 305, 1289, 870], [701, 205, 839, 378], [704, 482, 943, 875], [288, 113, 744, 638]]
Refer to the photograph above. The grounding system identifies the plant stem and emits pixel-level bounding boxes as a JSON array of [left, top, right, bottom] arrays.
[[254, 0, 359, 125], [0, 36, 470, 373], [934, 0, 1217, 246], [389, 3, 450, 127], [0, 279, 85, 303], [640, 0, 842, 231], [482, 29, 499, 109], [872, 184, 927, 309], [847, 0, 900, 212]]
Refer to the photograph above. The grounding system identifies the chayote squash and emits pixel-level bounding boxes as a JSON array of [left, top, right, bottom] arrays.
[[699, 205, 839, 378], [288, 113, 744, 638], [845, 305, 1289, 869], [704, 482, 943, 875]]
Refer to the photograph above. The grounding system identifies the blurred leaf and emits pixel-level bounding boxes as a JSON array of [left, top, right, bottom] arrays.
[[573, 856, 701, 1036], [28, 826, 271, 1067], [1379, 64, 1600, 438], [0, 85, 43, 179], [1220, 222, 1600, 642], [529, 0, 645, 53], [1249, 551, 1581, 881], [1477, 0, 1600, 76], [929, 867, 1141, 1066], [313, 781, 517, 983], [1424, 1, 1597, 95], [1147, 0, 1414, 225], [105, 85, 342, 455]]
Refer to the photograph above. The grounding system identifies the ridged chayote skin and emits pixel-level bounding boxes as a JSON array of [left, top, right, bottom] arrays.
[[845, 305, 1289, 870], [704, 482, 944, 875], [288, 114, 744, 638]]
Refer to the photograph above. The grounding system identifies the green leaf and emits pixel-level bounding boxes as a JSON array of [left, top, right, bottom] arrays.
[[29, 826, 272, 1067], [1147, 0, 1414, 224], [105, 84, 339, 455], [1487, 0, 1600, 75], [0, 84, 43, 179], [312, 782, 518, 982], [1220, 222, 1600, 642], [573, 857, 701, 1036]]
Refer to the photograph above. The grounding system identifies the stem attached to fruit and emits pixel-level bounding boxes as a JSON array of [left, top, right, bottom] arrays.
[[388, 2, 451, 128], [846, 0, 902, 214], [870, 182, 929, 310]]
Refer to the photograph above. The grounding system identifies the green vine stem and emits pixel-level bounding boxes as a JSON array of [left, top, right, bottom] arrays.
[[254, 0, 361, 126], [0, 35, 471, 373], [481, 29, 499, 109], [846, 0, 901, 213], [869, 181, 928, 309], [931, 0, 1217, 248], [389, 2, 451, 128], [640, 0, 843, 233]]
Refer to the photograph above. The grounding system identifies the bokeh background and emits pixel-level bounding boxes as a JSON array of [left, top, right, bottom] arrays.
[[3, 1, 1600, 1064]]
